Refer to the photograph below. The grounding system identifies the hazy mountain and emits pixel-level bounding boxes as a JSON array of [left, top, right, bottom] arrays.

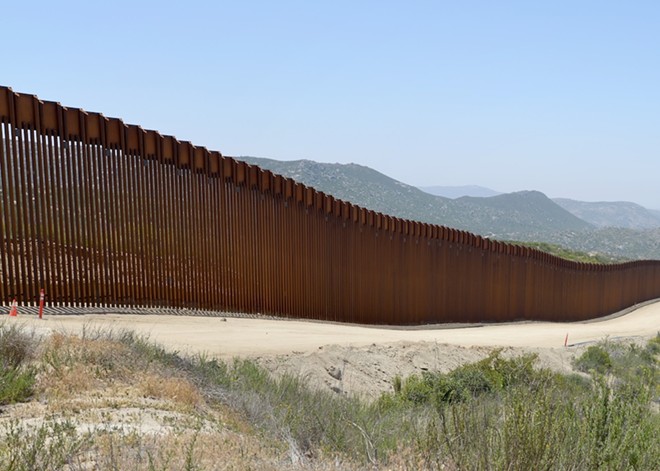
[[420, 185, 501, 199], [454, 191, 592, 237], [541, 227, 660, 261], [236, 156, 592, 240], [553, 198, 660, 229]]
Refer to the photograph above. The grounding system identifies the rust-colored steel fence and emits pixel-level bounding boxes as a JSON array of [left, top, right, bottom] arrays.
[[1, 86, 660, 324]]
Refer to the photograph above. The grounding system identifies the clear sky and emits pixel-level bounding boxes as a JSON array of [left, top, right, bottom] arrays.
[[2, 1, 659, 208]]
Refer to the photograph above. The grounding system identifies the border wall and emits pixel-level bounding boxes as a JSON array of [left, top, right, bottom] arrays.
[[1, 86, 659, 324]]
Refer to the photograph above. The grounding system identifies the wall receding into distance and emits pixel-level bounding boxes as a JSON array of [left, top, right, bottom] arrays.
[[1, 86, 660, 324]]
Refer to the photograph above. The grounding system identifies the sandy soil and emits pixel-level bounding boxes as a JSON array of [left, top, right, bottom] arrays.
[[8, 300, 660, 397]]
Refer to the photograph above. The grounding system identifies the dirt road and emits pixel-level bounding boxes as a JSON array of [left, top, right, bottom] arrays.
[[13, 300, 659, 357], [9, 301, 659, 396]]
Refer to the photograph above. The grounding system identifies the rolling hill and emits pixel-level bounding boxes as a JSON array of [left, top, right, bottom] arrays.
[[236, 156, 592, 239], [234, 156, 660, 260], [553, 198, 660, 229], [419, 185, 501, 199]]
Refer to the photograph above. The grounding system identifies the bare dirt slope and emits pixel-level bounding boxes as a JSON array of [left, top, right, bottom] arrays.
[[12, 300, 660, 397]]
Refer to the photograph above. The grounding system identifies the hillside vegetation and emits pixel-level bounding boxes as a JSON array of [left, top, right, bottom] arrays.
[[502, 241, 625, 264], [236, 156, 660, 260], [554, 198, 660, 229], [2, 322, 658, 470], [237, 157, 592, 238]]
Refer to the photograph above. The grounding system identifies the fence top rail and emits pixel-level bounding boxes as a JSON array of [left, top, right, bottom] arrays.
[[2, 85, 657, 273]]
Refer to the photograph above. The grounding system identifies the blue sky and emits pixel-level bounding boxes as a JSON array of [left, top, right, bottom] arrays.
[[3, 1, 659, 208]]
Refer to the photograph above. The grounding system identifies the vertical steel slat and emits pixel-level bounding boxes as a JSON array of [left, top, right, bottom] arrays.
[[194, 167, 207, 309], [141, 147, 155, 306], [124, 137, 137, 305], [222, 169, 232, 312], [171, 155, 181, 307], [209, 161, 221, 310], [202, 165, 213, 310], [230, 164, 241, 312], [182, 161, 193, 308], [78, 135, 94, 305], [131, 144, 145, 305], [50, 133, 67, 305], [248, 180, 258, 314], [10, 123, 29, 303], [201, 169, 212, 310], [258, 177, 267, 314], [136, 147, 149, 305], [187, 158, 198, 308], [130, 147, 142, 305], [157, 141, 169, 307], [27, 102, 44, 306], [250, 185, 260, 313], [10, 126, 26, 303], [243, 180, 254, 313], [153, 142, 167, 307], [35, 127, 52, 304], [0, 100, 7, 305], [25, 127, 41, 306], [111, 145, 125, 305], [126, 146, 141, 305], [116, 145, 131, 305], [0, 120, 12, 303], [281, 180, 290, 317], [165, 158, 179, 307], [246, 183, 261, 312], [65, 115, 83, 305], [109, 145, 122, 305], [226, 174, 238, 311], [151, 137, 163, 306], [230, 175, 241, 312], [189, 163, 200, 308], [41, 130, 58, 304], [215, 165, 226, 311], [46, 130, 60, 305], [88, 139, 104, 305], [100, 144, 117, 306], [72, 124, 88, 305], [108, 140, 128, 306], [78, 128, 95, 304], [14, 101, 36, 306], [83, 114, 101, 305], [144, 137, 158, 307], [76, 135, 92, 305], [161, 154, 175, 308], [61, 123, 78, 305], [160, 147, 174, 307], [131, 143, 146, 306], [178, 158, 190, 307], [270, 181, 279, 315]]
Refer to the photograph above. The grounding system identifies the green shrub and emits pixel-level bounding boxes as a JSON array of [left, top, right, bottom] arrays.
[[395, 351, 544, 408], [0, 324, 37, 405], [0, 419, 91, 470], [646, 333, 660, 356], [0, 368, 36, 405], [574, 345, 612, 375], [0, 323, 35, 370]]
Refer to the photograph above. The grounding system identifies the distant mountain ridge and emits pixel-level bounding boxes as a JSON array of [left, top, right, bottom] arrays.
[[553, 198, 660, 229], [420, 185, 501, 199], [234, 156, 660, 260]]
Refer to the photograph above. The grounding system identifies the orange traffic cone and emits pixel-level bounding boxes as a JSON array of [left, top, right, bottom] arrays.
[[8, 299, 18, 317]]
